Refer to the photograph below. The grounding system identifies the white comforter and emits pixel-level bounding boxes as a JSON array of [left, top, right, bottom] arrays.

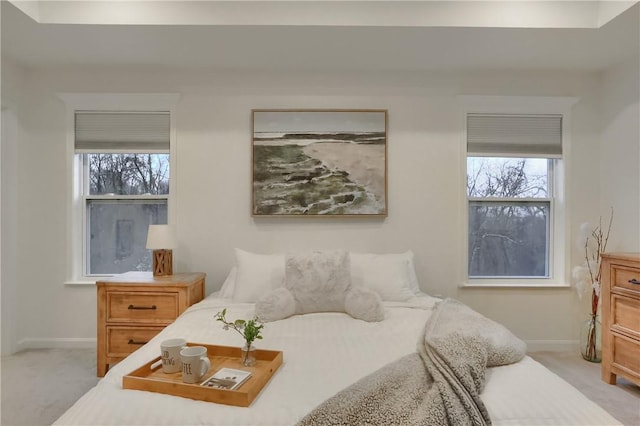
[[55, 294, 621, 426]]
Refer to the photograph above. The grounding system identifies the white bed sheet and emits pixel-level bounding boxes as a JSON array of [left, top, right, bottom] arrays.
[[55, 294, 621, 426]]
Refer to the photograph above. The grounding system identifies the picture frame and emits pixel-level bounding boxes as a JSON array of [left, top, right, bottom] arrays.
[[251, 109, 388, 217]]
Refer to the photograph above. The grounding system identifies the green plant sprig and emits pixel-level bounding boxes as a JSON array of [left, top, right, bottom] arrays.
[[215, 308, 264, 347]]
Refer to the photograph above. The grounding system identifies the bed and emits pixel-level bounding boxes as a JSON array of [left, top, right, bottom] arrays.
[[55, 250, 621, 425]]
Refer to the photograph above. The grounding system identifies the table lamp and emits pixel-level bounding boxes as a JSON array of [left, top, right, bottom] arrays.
[[146, 224, 177, 276]]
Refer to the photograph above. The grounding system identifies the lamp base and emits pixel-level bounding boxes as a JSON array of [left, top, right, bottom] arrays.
[[152, 249, 173, 276]]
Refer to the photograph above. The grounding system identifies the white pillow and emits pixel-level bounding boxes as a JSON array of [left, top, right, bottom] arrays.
[[350, 251, 421, 302], [232, 248, 286, 303], [218, 267, 237, 299]]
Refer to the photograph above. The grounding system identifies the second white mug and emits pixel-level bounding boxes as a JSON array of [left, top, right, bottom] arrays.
[[180, 346, 211, 383]]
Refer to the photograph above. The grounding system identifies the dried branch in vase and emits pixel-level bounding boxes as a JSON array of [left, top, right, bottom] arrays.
[[573, 208, 613, 315]]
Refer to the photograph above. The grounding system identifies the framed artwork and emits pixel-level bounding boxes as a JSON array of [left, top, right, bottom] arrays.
[[252, 109, 388, 217]]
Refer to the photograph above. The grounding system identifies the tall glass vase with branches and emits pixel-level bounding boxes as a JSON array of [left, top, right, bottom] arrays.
[[573, 209, 613, 362]]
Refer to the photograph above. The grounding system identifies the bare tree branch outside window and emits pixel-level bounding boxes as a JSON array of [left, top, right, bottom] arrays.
[[89, 154, 170, 195], [467, 157, 550, 278], [86, 153, 169, 275]]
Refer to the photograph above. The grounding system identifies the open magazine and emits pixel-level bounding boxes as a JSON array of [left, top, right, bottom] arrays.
[[201, 368, 252, 390]]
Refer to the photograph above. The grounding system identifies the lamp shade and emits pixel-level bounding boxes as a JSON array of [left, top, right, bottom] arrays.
[[146, 225, 177, 250]]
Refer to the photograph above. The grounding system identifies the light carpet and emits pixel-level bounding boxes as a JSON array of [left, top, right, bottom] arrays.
[[1, 348, 98, 426], [529, 351, 640, 426], [1, 348, 638, 425]]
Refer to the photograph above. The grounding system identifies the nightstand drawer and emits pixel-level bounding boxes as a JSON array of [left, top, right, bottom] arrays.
[[107, 292, 179, 323], [612, 266, 640, 295], [612, 334, 640, 377], [107, 326, 164, 357], [612, 294, 640, 339]]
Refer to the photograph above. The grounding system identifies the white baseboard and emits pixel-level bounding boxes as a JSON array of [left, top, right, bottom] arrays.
[[525, 339, 578, 352], [16, 337, 96, 352]]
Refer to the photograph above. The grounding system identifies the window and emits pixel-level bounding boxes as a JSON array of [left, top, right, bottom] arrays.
[[467, 156, 552, 278], [76, 111, 171, 276], [462, 100, 574, 286]]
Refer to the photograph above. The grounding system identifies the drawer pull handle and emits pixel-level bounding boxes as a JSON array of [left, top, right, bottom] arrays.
[[628, 279, 640, 285], [128, 339, 148, 345], [128, 304, 157, 310]]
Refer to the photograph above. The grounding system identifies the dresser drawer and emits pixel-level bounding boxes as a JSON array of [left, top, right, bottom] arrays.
[[106, 326, 164, 358], [612, 294, 640, 339], [612, 334, 640, 378], [106, 292, 179, 323], [612, 265, 640, 295]]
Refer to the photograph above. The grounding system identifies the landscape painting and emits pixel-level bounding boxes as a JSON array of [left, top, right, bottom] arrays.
[[252, 109, 388, 217]]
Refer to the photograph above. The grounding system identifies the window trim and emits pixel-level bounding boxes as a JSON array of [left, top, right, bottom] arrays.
[[59, 93, 180, 285], [458, 95, 578, 288]]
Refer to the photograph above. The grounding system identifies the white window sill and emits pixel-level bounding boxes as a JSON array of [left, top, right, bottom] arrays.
[[64, 279, 97, 286], [461, 281, 571, 288]]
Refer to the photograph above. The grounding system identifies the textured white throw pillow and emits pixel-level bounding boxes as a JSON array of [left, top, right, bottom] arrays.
[[350, 251, 420, 301], [232, 248, 285, 303], [286, 250, 352, 314], [256, 250, 384, 322]]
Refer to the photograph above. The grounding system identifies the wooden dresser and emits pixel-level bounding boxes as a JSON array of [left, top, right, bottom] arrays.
[[96, 271, 205, 377], [601, 253, 640, 386]]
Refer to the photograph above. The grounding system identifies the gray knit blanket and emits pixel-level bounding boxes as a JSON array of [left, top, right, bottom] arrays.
[[297, 298, 527, 426]]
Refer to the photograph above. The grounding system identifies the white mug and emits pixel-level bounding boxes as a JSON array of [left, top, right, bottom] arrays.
[[160, 338, 187, 374], [180, 346, 211, 384]]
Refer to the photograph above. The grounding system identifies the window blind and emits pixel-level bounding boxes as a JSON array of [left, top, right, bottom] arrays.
[[75, 111, 170, 152], [467, 113, 562, 158]]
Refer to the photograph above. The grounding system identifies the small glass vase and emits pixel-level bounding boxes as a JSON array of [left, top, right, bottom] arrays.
[[580, 314, 602, 363], [241, 344, 256, 367]]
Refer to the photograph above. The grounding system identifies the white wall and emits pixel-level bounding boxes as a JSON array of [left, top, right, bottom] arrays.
[[5, 64, 637, 353], [1, 59, 26, 355], [599, 57, 640, 251]]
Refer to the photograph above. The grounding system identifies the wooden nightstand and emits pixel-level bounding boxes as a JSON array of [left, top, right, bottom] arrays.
[[601, 253, 640, 387], [96, 271, 206, 377]]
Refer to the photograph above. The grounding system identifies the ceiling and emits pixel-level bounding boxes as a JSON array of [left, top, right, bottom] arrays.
[[2, 1, 639, 72]]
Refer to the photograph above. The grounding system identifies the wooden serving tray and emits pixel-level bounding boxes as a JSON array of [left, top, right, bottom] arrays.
[[123, 343, 283, 407]]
